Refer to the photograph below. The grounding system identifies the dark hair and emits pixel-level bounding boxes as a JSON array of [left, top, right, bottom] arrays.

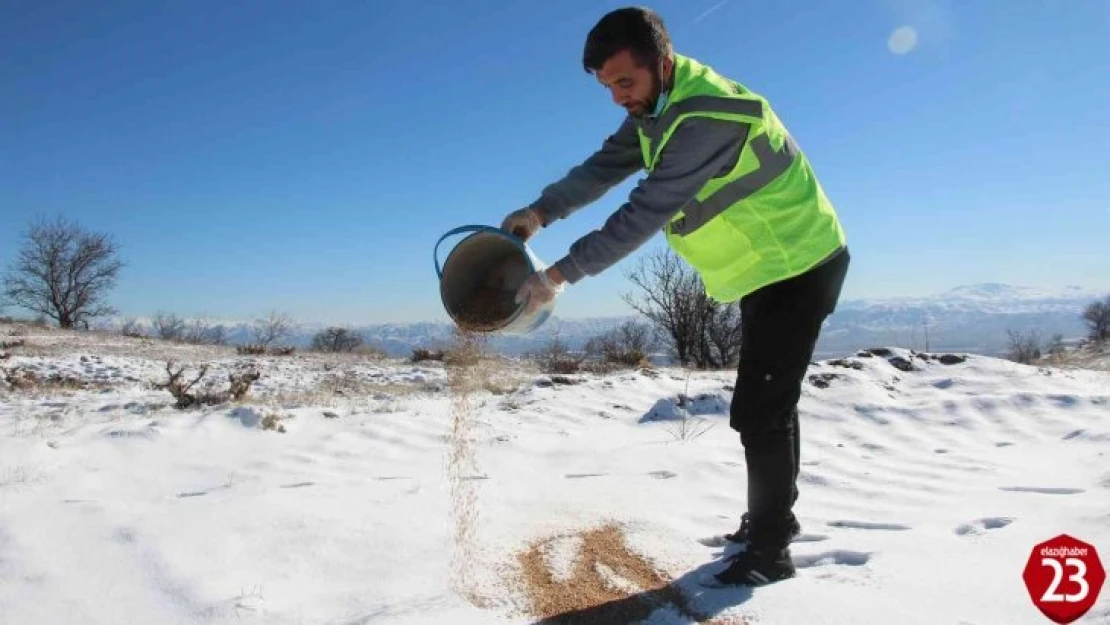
[[583, 7, 671, 73]]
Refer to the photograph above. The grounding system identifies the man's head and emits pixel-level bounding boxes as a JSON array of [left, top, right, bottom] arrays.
[[583, 7, 673, 118]]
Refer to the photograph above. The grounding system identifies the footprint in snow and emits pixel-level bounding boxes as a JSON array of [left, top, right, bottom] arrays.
[[794, 550, 871, 568], [998, 486, 1085, 495], [175, 483, 232, 498], [827, 520, 912, 531], [955, 517, 1013, 535]]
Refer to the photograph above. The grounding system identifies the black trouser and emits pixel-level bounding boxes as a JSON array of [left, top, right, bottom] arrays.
[[730, 247, 850, 551]]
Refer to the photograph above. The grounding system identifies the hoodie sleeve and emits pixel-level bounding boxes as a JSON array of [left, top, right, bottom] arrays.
[[552, 116, 750, 284], [526, 117, 644, 225]]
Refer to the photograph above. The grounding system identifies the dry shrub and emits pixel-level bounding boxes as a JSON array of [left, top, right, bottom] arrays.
[[583, 321, 655, 370], [229, 368, 261, 401], [412, 347, 446, 362], [154, 361, 261, 409], [237, 344, 266, 355], [270, 345, 295, 356], [311, 327, 364, 353], [261, 413, 287, 433], [529, 335, 583, 374], [353, 344, 389, 359], [153, 362, 213, 409], [2, 366, 113, 394]]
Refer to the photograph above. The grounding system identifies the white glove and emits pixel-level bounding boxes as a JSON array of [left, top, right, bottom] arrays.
[[500, 207, 543, 241], [514, 268, 564, 314]]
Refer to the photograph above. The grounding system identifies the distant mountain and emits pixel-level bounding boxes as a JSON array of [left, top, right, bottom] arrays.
[[94, 283, 1106, 360], [817, 283, 1106, 358]]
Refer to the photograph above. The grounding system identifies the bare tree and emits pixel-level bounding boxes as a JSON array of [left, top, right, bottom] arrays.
[[622, 248, 742, 368], [1083, 295, 1110, 343], [311, 326, 364, 352], [182, 318, 229, 345], [252, 309, 292, 347], [154, 311, 185, 341], [2, 216, 123, 328]]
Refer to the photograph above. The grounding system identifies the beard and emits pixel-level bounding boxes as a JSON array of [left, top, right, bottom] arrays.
[[626, 66, 664, 118]]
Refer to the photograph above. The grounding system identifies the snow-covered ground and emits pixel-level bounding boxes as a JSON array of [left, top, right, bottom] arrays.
[[2, 322, 1108, 624]]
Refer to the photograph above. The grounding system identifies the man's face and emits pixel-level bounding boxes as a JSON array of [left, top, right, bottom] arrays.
[[595, 49, 668, 118]]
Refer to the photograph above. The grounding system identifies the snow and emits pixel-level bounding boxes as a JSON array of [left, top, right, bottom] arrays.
[[2, 323, 1109, 624]]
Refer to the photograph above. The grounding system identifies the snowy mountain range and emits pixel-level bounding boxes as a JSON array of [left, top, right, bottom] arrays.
[[96, 283, 1107, 359], [817, 283, 1105, 357]]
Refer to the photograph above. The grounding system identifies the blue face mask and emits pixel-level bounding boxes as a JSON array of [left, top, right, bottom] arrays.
[[652, 89, 669, 117]]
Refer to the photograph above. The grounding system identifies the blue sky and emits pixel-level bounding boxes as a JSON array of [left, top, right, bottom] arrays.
[[3, 0, 1108, 325]]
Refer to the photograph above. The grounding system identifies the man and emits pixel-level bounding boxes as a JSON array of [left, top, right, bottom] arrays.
[[501, 7, 850, 586]]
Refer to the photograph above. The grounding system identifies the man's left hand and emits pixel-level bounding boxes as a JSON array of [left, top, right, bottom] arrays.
[[515, 267, 565, 314]]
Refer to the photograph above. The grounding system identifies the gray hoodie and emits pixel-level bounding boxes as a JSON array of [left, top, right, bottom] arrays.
[[528, 114, 749, 284]]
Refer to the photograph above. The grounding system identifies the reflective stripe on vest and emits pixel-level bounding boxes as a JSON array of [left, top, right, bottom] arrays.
[[670, 132, 800, 236], [642, 95, 764, 168]]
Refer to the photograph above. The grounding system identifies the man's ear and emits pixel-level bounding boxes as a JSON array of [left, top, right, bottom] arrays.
[[661, 55, 675, 86]]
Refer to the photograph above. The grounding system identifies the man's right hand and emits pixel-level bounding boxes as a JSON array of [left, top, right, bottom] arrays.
[[500, 207, 543, 241]]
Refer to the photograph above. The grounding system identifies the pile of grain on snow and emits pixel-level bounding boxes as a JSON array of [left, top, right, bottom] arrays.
[[513, 523, 745, 624]]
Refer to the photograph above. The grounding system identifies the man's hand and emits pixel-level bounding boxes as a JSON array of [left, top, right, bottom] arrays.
[[515, 267, 565, 314], [501, 207, 543, 241]]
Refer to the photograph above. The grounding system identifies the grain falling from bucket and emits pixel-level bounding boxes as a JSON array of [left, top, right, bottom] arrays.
[[445, 325, 488, 603]]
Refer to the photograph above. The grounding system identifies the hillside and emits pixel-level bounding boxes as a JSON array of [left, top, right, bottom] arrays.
[[2, 320, 1108, 624]]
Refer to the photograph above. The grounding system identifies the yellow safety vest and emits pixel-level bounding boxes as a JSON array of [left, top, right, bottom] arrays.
[[640, 54, 847, 302]]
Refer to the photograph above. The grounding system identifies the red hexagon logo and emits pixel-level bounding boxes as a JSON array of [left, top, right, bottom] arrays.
[[1023, 534, 1106, 623]]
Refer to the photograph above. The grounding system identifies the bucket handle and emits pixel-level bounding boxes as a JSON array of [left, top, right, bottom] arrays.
[[433, 225, 527, 279]]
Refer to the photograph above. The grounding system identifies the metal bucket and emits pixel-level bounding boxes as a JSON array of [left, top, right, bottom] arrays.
[[433, 225, 556, 334]]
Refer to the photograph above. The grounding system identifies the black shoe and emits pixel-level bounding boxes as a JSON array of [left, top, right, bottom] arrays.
[[725, 512, 802, 545], [702, 547, 796, 587]]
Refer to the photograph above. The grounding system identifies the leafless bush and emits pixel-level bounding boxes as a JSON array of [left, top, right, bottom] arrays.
[[1047, 333, 1066, 357], [1006, 329, 1043, 364], [237, 344, 266, 355], [252, 309, 292, 347], [153, 361, 262, 408], [583, 319, 656, 368], [120, 317, 145, 338], [412, 347, 445, 362], [153, 362, 213, 409], [229, 368, 261, 401], [311, 327, 364, 353], [1084, 296, 1110, 343], [182, 319, 229, 345], [270, 346, 295, 356], [529, 334, 583, 374], [354, 344, 389, 359]]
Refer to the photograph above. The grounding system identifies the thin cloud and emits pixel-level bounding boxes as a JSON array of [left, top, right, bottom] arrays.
[[692, 0, 728, 24]]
